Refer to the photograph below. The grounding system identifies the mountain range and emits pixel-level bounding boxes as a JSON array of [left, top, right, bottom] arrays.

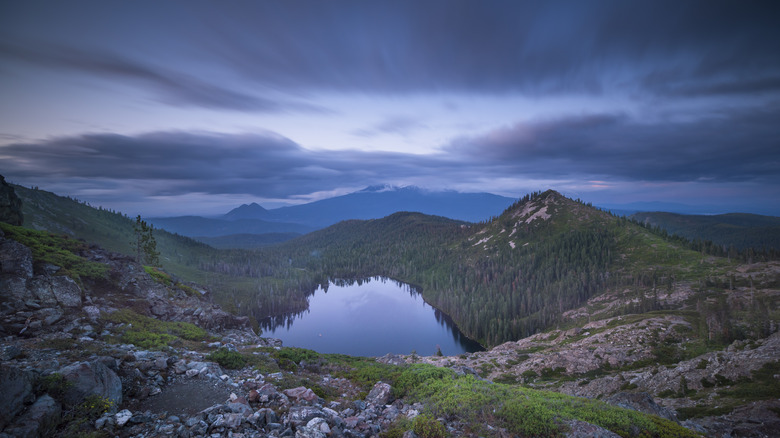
[[147, 185, 516, 244]]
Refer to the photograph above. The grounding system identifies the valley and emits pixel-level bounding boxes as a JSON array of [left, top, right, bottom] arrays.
[[2, 179, 779, 437]]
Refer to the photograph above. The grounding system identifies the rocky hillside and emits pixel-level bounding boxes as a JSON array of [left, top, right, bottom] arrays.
[[408, 259, 780, 437], [1, 222, 701, 438]]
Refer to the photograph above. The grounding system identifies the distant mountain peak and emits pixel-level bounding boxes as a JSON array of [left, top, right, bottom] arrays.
[[224, 201, 269, 220], [360, 184, 401, 193]]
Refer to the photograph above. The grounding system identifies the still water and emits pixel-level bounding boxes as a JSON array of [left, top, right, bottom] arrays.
[[263, 277, 483, 357]]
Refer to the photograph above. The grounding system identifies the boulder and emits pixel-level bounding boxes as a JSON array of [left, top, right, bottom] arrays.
[[0, 238, 33, 278], [1, 394, 61, 438], [49, 276, 82, 308], [366, 381, 393, 406], [0, 364, 36, 430], [59, 360, 122, 407], [27, 277, 59, 307]]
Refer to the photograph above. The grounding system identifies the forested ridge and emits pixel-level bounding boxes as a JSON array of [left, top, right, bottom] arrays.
[[630, 211, 780, 252], [16, 185, 768, 348]]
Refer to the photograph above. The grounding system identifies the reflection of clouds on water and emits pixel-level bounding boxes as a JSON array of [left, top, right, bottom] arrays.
[[260, 276, 483, 356]]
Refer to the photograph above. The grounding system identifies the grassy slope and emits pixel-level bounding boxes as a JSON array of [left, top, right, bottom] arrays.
[[14, 185, 263, 306]]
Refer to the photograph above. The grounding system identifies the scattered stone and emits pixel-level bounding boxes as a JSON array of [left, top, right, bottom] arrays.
[[115, 409, 133, 427], [284, 386, 319, 403]]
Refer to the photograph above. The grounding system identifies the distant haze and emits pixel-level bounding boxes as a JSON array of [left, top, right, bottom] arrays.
[[1, 1, 778, 216]]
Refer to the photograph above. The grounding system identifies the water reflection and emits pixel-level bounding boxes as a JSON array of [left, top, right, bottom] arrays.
[[259, 276, 483, 357]]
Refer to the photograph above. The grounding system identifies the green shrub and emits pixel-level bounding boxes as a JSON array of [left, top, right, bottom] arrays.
[[395, 364, 453, 398], [207, 348, 246, 370], [144, 266, 172, 285], [412, 414, 447, 438], [273, 347, 319, 365], [379, 417, 412, 438], [102, 308, 210, 349], [410, 374, 699, 438], [36, 373, 72, 400]]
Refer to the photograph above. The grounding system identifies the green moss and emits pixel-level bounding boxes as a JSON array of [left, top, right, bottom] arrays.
[[102, 308, 210, 349], [0, 222, 108, 281]]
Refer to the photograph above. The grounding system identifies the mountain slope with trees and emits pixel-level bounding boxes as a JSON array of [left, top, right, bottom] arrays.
[[630, 211, 780, 252], [12, 184, 776, 348]]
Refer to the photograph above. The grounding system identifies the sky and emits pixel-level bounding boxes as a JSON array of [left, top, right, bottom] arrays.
[[1, 0, 779, 217]]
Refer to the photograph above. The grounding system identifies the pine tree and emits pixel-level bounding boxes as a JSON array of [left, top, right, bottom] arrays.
[[134, 215, 160, 266]]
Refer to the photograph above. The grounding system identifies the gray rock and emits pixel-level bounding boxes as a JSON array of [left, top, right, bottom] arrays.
[[0, 238, 32, 278], [82, 305, 101, 322], [286, 406, 326, 427], [95, 412, 116, 430], [1, 394, 61, 438], [27, 277, 59, 307], [49, 276, 82, 308], [295, 424, 327, 438], [1, 344, 22, 360], [223, 412, 244, 429], [606, 392, 678, 423], [59, 360, 122, 407], [564, 419, 622, 437], [0, 364, 36, 430], [366, 381, 393, 406]]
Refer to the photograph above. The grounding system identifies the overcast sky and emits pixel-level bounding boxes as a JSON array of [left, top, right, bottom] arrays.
[[1, 0, 779, 216]]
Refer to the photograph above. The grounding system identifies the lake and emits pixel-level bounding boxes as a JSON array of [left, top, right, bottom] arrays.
[[261, 277, 483, 357]]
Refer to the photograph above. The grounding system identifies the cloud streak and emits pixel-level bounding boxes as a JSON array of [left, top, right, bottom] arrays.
[[0, 41, 327, 113], [2, 99, 777, 210]]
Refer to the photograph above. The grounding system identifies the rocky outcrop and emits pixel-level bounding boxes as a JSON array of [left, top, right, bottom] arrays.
[[59, 360, 123, 407], [0, 394, 61, 438], [0, 175, 23, 226], [0, 365, 36, 430]]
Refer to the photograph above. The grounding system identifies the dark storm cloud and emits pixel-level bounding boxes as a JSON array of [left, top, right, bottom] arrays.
[[0, 131, 456, 199], [4, 1, 779, 101], [197, 0, 780, 97], [447, 105, 780, 184], [0, 41, 326, 113]]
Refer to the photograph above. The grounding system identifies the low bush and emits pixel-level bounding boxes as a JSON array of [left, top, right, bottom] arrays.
[[412, 414, 447, 438], [102, 309, 210, 349], [207, 348, 246, 370]]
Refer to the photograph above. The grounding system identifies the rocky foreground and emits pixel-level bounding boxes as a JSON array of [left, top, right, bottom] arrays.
[[1, 224, 778, 437]]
